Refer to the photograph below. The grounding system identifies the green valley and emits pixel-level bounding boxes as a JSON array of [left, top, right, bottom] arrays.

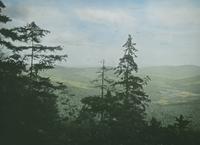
[[42, 65, 200, 128]]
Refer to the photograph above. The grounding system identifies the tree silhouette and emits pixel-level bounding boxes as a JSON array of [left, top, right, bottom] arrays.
[[0, 1, 28, 144], [76, 35, 151, 145], [174, 115, 191, 132], [16, 21, 67, 77], [79, 60, 111, 124], [113, 34, 150, 121], [109, 34, 150, 145], [0, 1, 67, 145], [92, 60, 113, 97]]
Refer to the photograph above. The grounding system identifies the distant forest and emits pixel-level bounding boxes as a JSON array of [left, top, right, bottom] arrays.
[[0, 1, 200, 145]]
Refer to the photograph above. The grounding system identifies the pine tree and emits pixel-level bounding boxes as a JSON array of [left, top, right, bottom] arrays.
[[78, 35, 151, 145], [0, 0, 25, 112], [0, 1, 28, 144], [81, 60, 113, 121], [0, 1, 22, 53], [15, 22, 68, 145], [174, 115, 191, 132], [110, 34, 150, 145], [114, 34, 150, 121], [0, 2, 68, 145], [91, 60, 113, 97], [16, 21, 67, 77], [74, 60, 115, 145]]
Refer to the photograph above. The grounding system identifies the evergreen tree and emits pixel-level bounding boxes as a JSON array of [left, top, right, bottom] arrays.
[[14, 22, 67, 145], [92, 59, 113, 98], [16, 21, 67, 77], [0, 1, 67, 145], [0, 0, 25, 116], [80, 60, 113, 122], [174, 115, 191, 132], [109, 34, 150, 145], [77, 35, 151, 145], [0, 1, 28, 144], [114, 34, 150, 122], [0, 1, 22, 52], [72, 60, 114, 145]]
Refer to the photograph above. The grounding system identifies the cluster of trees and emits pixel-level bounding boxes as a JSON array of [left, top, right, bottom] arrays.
[[0, 1, 200, 145], [0, 1, 67, 145]]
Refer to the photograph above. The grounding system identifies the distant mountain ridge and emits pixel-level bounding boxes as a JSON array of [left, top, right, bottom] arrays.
[[139, 65, 200, 79], [47, 65, 200, 82]]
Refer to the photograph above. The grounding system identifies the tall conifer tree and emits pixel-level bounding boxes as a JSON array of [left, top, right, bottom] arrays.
[[16, 22, 67, 77], [0, 2, 67, 145], [106, 34, 150, 145], [114, 34, 150, 122]]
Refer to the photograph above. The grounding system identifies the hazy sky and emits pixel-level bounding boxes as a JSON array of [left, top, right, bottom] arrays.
[[3, 0, 200, 67]]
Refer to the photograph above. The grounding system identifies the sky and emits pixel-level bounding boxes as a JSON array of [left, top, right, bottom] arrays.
[[3, 0, 200, 67]]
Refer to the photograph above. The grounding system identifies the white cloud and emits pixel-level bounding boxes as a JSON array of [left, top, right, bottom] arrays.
[[75, 8, 136, 28], [145, 1, 200, 28], [5, 3, 71, 30], [2, 0, 200, 66]]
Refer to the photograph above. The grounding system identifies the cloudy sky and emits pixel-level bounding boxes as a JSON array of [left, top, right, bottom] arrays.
[[3, 0, 200, 67]]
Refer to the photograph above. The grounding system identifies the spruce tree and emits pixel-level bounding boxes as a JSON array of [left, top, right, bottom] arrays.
[[0, 1, 67, 145], [92, 59, 113, 98], [80, 60, 113, 122], [110, 34, 150, 145], [77, 35, 151, 145], [72, 60, 114, 145], [114, 34, 150, 121], [0, 1, 28, 144], [16, 21, 67, 77], [15, 22, 67, 145]]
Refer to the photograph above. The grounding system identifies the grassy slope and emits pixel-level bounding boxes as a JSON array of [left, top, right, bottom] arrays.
[[42, 65, 200, 128]]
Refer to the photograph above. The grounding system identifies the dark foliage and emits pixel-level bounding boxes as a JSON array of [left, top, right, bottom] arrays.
[[1, 1, 200, 145], [0, 1, 67, 145]]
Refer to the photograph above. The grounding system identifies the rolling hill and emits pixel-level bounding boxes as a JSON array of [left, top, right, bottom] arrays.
[[41, 65, 200, 128]]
